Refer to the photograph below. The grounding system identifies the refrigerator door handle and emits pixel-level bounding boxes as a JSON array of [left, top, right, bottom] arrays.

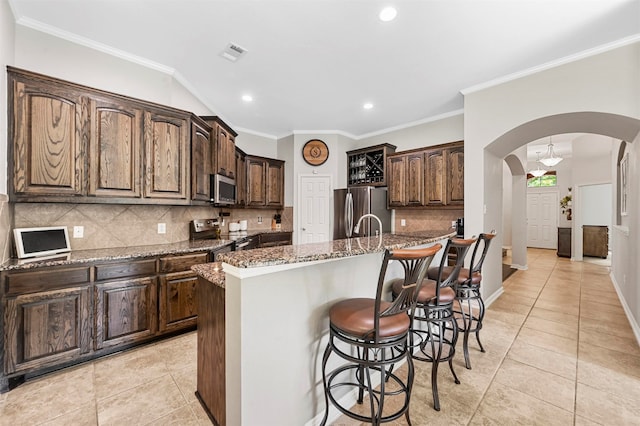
[[345, 192, 353, 238]]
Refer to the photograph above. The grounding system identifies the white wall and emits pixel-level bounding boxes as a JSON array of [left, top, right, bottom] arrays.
[[1, 0, 16, 263], [357, 113, 464, 153], [465, 40, 640, 337], [277, 134, 295, 206], [582, 184, 612, 226], [235, 131, 277, 159], [14, 26, 211, 114], [1, 0, 15, 195]]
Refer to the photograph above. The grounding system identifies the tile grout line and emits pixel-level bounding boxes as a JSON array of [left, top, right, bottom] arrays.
[[465, 254, 548, 424]]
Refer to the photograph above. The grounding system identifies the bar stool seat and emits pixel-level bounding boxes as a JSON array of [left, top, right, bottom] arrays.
[[330, 298, 410, 338]]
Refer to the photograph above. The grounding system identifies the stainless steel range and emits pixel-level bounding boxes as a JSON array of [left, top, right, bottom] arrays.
[[189, 219, 257, 251]]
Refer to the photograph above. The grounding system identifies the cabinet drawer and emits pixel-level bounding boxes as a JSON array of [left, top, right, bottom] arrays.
[[159, 252, 210, 273], [95, 259, 157, 281], [5, 267, 91, 296]]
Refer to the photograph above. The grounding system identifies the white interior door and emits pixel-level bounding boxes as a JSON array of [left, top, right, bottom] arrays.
[[526, 191, 558, 249], [298, 175, 332, 244]]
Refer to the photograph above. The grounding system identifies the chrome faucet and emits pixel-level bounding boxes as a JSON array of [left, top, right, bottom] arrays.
[[353, 213, 383, 237]]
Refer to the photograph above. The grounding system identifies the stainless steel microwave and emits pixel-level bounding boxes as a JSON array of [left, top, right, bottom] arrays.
[[210, 173, 236, 205]]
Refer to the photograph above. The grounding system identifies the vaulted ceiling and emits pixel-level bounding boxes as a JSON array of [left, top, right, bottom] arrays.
[[8, 0, 640, 138]]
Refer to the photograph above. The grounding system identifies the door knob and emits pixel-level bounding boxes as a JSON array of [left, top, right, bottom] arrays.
[[301, 228, 306, 231]]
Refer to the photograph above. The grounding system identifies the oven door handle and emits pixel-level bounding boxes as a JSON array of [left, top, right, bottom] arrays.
[[236, 240, 251, 249]]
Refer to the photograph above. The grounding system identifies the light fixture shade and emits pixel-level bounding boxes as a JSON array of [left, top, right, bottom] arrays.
[[529, 151, 547, 177], [529, 168, 547, 177], [540, 138, 563, 167]]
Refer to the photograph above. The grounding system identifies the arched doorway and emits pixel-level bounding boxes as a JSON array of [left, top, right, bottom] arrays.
[[478, 111, 640, 308]]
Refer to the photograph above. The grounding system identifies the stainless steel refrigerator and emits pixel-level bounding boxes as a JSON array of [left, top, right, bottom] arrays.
[[333, 187, 391, 239]]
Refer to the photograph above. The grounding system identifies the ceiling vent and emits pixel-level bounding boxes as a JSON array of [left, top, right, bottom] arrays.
[[221, 43, 248, 62]]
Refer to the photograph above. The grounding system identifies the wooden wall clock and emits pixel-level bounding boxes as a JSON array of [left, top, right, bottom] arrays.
[[302, 139, 329, 166]]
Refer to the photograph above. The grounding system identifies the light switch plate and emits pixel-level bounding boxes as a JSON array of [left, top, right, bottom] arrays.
[[158, 223, 166, 234], [400, 219, 406, 227]]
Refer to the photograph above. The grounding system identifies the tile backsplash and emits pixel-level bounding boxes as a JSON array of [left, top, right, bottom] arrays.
[[12, 203, 293, 252], [394, 209, 463, 233]]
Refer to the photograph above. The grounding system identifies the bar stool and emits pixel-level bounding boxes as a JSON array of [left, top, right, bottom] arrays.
[[427, 231, 496, 369], [391, 237, 475, 411], [320, 244, 442, 426]]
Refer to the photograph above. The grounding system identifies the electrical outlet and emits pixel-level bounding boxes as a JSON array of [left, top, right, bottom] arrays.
[[258, 216, 263, 224], [157, 223, 166, 234], [73, 226, 84, 238], [452, 220, 457, 228], [400, 219, 406, 227]]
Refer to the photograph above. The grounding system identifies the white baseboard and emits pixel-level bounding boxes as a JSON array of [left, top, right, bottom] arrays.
[[609, 273, 640, 347], [484, 286, 504, 308], [510, 263, 527, 270]]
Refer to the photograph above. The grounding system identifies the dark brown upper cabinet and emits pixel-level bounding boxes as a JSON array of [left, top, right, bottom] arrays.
[[387, 141, 464, 209]]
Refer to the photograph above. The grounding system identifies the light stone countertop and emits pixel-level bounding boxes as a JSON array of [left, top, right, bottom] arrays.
[[0, 239, 235, 271], [193, 229, 456, 288]]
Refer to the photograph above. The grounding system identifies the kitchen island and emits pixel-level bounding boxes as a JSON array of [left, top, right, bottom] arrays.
[[192, 230, 454, 426]]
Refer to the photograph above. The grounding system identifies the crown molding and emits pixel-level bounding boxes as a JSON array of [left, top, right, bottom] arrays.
[[461, 34, 640, 95], [355, 109, 464, 140]]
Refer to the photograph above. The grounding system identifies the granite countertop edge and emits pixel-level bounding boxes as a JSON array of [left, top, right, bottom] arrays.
[[195, 230, 456, 288]]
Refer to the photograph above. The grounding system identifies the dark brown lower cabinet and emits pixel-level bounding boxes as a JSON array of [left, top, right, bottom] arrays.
[[4, 286, 92, 374], [557, 227, 572, 258], [1, 249, 219, 392], [583, 225, 609, 258], [196, 277, 226, 425], [159, 271, 198, 333], [95, 277, 158, 350]]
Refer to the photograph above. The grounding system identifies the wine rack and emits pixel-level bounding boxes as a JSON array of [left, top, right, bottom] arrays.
[[346, 143, 396, 187]]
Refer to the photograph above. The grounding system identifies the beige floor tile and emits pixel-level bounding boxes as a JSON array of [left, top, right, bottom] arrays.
[[577, 358, 640, 403], [580, 291, 622, 307], [523, 315, 578, 340], [483, 307, 528, 327], [489, 298, 533, 316], [97, 374, 187, 425], [534, 299, 580, 316], [189, 400, 215, 425], [575, 382, 640, 424], [468, 412, 505, 425], [578, 342, 640, 379], [94, 343, 171, 400], [507, 339, 577, 380], [150, 404, 200, 425], [574, 415, 603, 426], [171, 364, 199, 404], [1, 363, 95, 425], [580, 300, 626, 316], [579, 327, 640, 356], [493, 358, 575, 412], [515, 327, 577, 357], [580, 308, 631, 327], [579, 315, 635, 339], [474, 381, 574, 425], [40, 403, 98, 426], [155, 332, 198, 373], [529, 306, 579, 327]]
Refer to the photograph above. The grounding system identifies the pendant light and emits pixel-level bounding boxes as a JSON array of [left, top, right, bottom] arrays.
[[529, 152, 547, 177], [539, 136, 563, 167]]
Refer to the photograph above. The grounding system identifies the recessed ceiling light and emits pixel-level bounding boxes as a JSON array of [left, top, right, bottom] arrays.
[[242, 94, 253, 102], [379, 6, 397, 22], [363, 103, 374, 110]]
